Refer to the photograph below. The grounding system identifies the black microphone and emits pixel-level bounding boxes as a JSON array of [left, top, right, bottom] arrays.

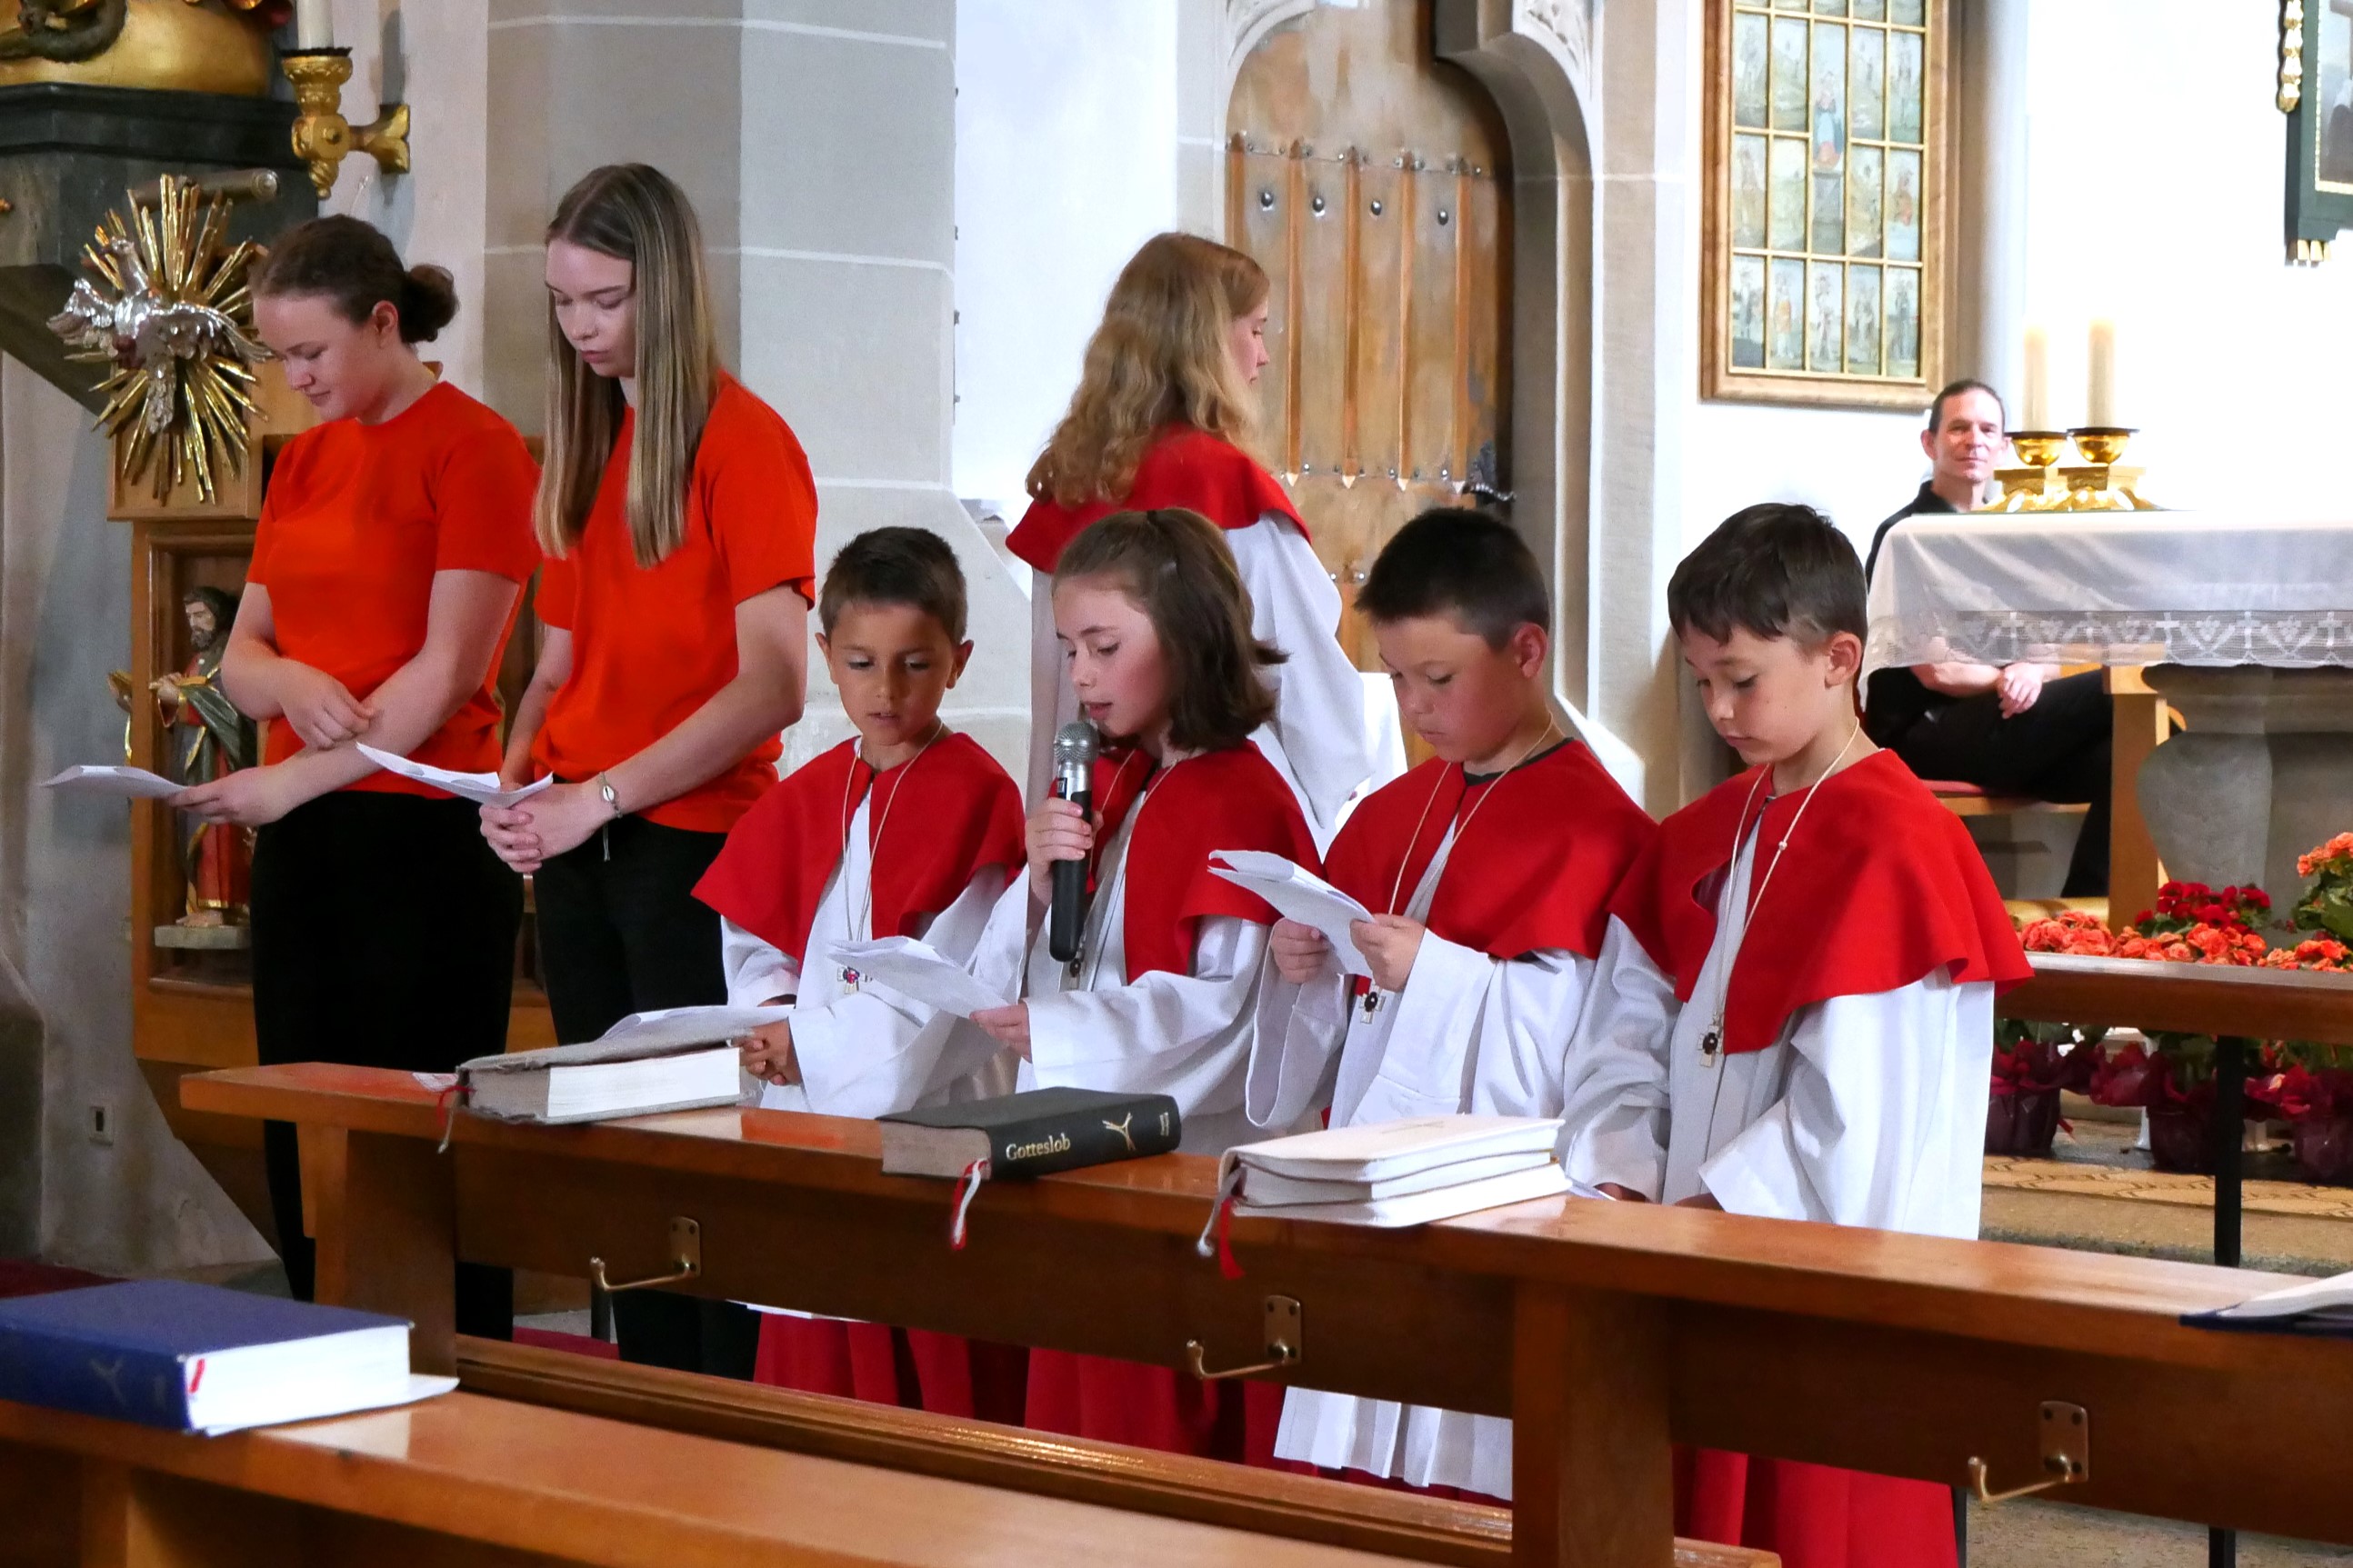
[[1048, 720, 1098, 965]]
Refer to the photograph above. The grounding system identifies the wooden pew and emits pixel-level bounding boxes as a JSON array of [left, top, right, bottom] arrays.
[[454, 1335, 1761, 1568], [185, 1064, 2353, 1565], [0, 1388, 1436, 1568]]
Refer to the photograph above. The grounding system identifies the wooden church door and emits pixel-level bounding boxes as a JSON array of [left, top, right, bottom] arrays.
[[1226, 0, 1512, 676]]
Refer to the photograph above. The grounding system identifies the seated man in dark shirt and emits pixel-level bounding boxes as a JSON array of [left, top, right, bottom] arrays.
[[1863, 378, 2112, 898]]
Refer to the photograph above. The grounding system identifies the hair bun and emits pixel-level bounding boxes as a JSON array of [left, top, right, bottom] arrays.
[[397, 264, 458, 343]]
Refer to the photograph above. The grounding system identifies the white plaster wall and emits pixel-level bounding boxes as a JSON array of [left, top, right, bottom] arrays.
[[950, 0, 1179, 511], [318, 0, 494, 397], [1675, 1, 2353, 559], [2014, 1, 2353, 520]]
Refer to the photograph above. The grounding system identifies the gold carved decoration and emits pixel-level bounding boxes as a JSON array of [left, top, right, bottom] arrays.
[[2280, 1, 2306, 115], [50, 175, 265, 505], [0, 0, 275, 96]]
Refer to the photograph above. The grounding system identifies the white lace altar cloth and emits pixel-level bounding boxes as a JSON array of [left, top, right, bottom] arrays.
[[1865, 513, 2353, 671]]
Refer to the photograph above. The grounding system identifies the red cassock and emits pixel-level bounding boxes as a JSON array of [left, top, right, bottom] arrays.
[[1004, 425, 1305, 572], [1024, 743, 1317, 1461], [692, 733, 1028, 1423], [1611, 750, 2029, 1568]]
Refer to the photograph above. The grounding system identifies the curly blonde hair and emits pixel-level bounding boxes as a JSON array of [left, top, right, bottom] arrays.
[[1026, 233, 1267, 508]]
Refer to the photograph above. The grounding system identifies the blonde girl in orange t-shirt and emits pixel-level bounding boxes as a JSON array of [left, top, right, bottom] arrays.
[[479, 165, 816, 1377]]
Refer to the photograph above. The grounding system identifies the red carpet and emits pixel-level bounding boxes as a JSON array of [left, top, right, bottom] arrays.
[[0, 1259, 112, 1299]]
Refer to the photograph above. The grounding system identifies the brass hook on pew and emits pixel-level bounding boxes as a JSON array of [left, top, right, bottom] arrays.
[[590, 1216, 702, 1295], [1187, 1295, 1302, 1380], [1968, 1402, 2090, 1504]]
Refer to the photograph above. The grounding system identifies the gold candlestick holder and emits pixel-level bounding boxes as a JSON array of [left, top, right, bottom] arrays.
[[2057, 426, 2156, 511], [282, 47, 411, 201], [1986, 430, 2069, 511]]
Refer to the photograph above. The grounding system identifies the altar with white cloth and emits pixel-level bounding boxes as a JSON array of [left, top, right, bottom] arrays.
[[1867, 512, 2353, 912]]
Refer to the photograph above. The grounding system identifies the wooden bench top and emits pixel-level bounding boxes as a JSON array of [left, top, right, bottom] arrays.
[[2004, 952, 2353, 1045], [182, 1064, 2353, 1551], [0, 1390, 1430, 1568]]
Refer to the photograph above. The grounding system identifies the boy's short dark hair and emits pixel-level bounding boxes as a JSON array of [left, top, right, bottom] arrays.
[[1355, 507, 1550, 650], [818, 526, 967, 642], [1667, 503, 1866, 648]]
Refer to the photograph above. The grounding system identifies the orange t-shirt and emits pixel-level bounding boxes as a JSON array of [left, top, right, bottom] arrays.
[[246, 382, 541, 795], [531, 375, 817, 834]]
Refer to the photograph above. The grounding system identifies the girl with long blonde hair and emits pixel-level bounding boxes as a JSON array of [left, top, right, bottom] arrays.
[[480, 164, 816, 1377], [1006, 233, 1369, 844]]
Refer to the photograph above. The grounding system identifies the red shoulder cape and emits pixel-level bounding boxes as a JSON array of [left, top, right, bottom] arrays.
[[1323, 743, 1656, 962], [1607, 749, 2028, 1053], [693, 733, 1024, 965], [1006, 426, 1304, 574], [1091, 743, 1320, 981]]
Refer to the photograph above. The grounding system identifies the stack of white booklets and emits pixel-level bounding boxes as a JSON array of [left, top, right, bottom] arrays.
[[1214, 1114, 1581, 1227], [456, 1005, 774, 1124]]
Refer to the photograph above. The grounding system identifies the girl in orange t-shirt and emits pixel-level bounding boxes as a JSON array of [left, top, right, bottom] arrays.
[[479, 165, 814, 1377], [175, 218, 540, 1337]]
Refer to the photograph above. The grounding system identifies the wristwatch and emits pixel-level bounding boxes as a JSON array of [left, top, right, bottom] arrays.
[[595, 773, 621, 818]]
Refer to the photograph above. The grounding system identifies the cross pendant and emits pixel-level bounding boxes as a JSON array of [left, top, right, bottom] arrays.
[[841, 966, 863, 993], [1699, 1027, 1722, 1066], [1360, 990, 1385, 1022]]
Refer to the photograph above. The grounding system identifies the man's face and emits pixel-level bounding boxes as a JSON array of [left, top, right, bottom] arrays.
[[184, 597, 216, 650], [1921, 388, 2006, 489]]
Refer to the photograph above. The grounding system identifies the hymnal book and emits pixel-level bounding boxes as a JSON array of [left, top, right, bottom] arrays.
[[2185, 1267, 2353, 1338], [0, 1279, 452, 1434], [457, 1006, 769, 1124], [1237, 1147, 1557, 1207], [1210, 1114, 1582, 1231], [879, 1087, 1181, 1179]]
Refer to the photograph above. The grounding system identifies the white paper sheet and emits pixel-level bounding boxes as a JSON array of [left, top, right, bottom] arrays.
[[201, 1373, 459, 1436], [825, 935, 1013, 1019], [41, 764, 182, 800], [593, 1004, 793, 1053], [1207, 849, 1375, 977], [357, 744, 555, 807]]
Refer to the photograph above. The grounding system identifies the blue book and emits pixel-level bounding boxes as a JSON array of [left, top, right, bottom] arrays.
[[0, 1279, 430, 1433]]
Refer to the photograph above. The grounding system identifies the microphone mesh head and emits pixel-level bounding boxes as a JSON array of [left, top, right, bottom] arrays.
[[1052, 720, 1099, 769]]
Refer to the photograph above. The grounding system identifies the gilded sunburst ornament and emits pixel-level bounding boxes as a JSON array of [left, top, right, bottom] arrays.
[[49, 175, 267, 504]]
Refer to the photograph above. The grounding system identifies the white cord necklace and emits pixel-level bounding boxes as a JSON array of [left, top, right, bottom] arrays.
[[1699, 726, 1863, 1066], [837, 721, 944, 991], [1363, 722, 1559, 1021]]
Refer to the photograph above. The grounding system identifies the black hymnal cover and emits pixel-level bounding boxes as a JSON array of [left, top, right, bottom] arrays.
[[878, 1087, 1180, 1179]]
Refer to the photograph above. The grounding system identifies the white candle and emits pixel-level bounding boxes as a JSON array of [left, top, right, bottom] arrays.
[[2087, 318, 2118, 428], [295, 0, 333, 50], [2019, 326, 2049, 431]]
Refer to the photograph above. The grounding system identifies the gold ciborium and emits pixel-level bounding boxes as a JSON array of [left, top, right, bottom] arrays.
[[1985, 430, 2068, 511]]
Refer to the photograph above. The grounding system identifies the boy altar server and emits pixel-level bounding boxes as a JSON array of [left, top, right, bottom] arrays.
[[1262, 508, 1656, 1501], [695, 526, 1026, 1419], [1560, 504, 2028, 1568]]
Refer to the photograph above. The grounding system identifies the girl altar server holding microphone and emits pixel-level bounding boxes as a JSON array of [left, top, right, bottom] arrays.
[[1006, 233, 1371, 844], [693, 526, 1028, 1421], [480, 164, 816, 1378], [1560, 504, 2028, 1568], [968, 507, 1331, 1461], [175, 217, 540, 1339]]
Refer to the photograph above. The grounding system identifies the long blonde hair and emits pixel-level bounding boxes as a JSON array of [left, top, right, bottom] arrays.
[[536, 164, 718, 567], [1026, 233, 1267, 508]]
